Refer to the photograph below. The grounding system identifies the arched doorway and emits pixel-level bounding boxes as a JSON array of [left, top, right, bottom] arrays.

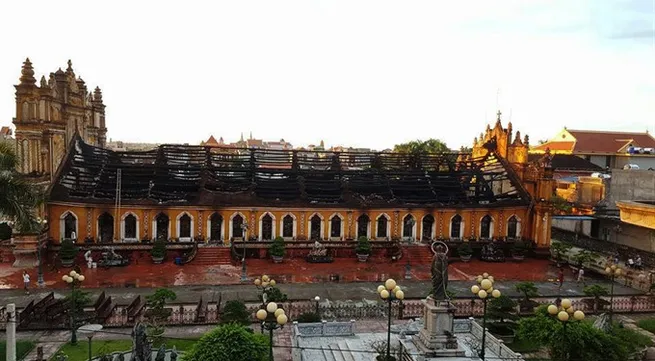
[[64, 212, 78, 240], [480, 215, 492, 239], [377, 216, 388, 238], [261, 214, 273, 240], [232, 214, 244, 239], [357, 214, 370, 239], [330, 215, 342, 239], [179, 213, 192, 240], [450, 215, 462, 239], [98, 212, 114, 243], [123, 214, 137, 240], [422, 215, 434, 241], [402, 214, 415, 239], [210, 213, 223, 241], [507, 216, 519, 239], [155, 213, 169, 241], [282, 215, 294, 238], [310, 215, 322, 240]]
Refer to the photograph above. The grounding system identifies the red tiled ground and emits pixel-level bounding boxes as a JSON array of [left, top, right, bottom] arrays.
[[0, 257, 555, 290]]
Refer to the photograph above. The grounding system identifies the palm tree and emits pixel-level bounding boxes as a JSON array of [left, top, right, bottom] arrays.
[[0, 142, 44, 233]]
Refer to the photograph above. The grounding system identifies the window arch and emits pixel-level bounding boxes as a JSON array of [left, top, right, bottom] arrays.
[[208, 213, 223, 241], [422, 214, 435, 241], [154, 213, 169, 241], [507, 215, 521, 239], [122, 213, 138, 241], [480, 215, 493, 239], [230, 213, 246, 240], [309, 214, 323, 240], [357, 214, 370, 239], [260, 213, 275, 241], [60, 211, 78, 240], [22, 102, 29, 120], [177, 212, 193, 241], [329, 213, 343, 240], [450, 214, 463, 239], [376, 214, 390, 239], [280, 214, 296, 239], [97, 212, 114, 243], [402, 214, 416, 240]]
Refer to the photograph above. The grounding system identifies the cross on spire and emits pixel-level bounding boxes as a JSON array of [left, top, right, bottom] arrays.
[[496, 110, 502, 120]]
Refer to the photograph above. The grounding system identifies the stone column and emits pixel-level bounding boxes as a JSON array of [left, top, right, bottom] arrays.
[[6, 303, 16, 361]]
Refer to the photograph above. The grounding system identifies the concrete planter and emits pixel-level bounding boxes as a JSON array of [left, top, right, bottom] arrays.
[[357, 253, 370, 262], [272, 255, 283, 263]]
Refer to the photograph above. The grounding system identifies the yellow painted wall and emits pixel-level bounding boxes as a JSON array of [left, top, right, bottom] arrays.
[[47, 203, 532, 244]]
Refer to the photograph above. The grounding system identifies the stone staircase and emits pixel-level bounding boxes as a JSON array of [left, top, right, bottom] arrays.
[[404, 245, 434, 264], [192, 246, 232, 265]]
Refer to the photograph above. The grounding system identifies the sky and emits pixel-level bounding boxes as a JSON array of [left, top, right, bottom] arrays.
[[0, 0, 653, 150]]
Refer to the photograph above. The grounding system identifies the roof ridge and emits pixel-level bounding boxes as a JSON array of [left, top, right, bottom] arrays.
[[568, 129, 650, 135]]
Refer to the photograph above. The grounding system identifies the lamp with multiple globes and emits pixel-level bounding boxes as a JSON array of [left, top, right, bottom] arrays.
[[62, 270, 85, 345], [35, 217, 48, 287], [605, 264, 622, 323], [470, 273, 501, 361], [547, 298, 585, 360], [377, 278, 405, 361], [256, 301, 288, 361]]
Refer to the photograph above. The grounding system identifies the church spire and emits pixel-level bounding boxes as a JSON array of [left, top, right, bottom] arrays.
[[19, 58, 36, 86], [93, 86, 103, 102], [66, 59, 74, 74]]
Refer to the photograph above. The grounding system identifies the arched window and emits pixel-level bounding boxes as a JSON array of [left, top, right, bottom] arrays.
[[507, 216, 519, 239], [330, 215, 342, 239], [403, 214, 415, 239], [124, 214, 137, 240], [98, 212, 114, 243], [179, 214, 192, 239], [22, 102, 29, 120], [377, 216, 388, 238], [422, 215, 435, 241], [232, 214, 244, 239], [63, 212, 77, 240], [310, 215, 322, 240], [480, 215, 492, 239], [450, 215, 462, 239], [155, 213, 169, 241], [282, 215, 294, 238], [261, 214, 273, 240], [357, 214, 370, 239], [209, 213, 223, 241]]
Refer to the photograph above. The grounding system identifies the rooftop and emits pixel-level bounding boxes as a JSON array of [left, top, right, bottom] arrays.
[[533, 129, 655, 155], [49, 134, 529, 207]]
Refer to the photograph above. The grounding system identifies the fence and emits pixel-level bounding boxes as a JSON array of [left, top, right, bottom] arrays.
[[3, 294, 655, 331]]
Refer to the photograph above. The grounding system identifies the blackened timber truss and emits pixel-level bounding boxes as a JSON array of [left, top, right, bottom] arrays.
[[50, 135, 530, 208]]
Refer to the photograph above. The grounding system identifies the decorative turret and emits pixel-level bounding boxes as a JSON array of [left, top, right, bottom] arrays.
[[513, 131, 523, 146], [523, 134, 530, 146], [66, 59, 74, 75], [19, 58, 36, 86], [40, 76, 47, 88], [93, 86, 103, 103]]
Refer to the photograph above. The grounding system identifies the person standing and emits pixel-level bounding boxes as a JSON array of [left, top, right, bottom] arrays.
[[577, 267, 585, 285], [22, 271, 30, 294]]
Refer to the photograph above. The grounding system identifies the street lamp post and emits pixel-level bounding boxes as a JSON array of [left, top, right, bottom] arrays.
[[77, 324, 103, 361], [376, 278, 405, 361], [254, 275, 277, 332], [256, 302, 288, 361], [470, 273, 501, 361], [314, 296, 320, 315], [605, 264, 622, 324], [547, 299, 585, 361], [62, 270, 85, 345], [36, 218, 47, 287]]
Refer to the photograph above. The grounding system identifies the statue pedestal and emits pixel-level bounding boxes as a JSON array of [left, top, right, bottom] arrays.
[[12, 234, 39, 268], [414, 297, 466, 357]]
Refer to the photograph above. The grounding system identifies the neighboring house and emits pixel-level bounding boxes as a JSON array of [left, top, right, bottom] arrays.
[[531, 128, 655, 170]]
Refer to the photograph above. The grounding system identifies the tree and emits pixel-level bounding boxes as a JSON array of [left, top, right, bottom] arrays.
[[573, 249, 599, 268], [393, 139, 449, 154], [515, 281, 539, 312], [550, 241, 573, 264], [518, 306, 638, 361], [182, 323, 268, 361], [145, 288, 177, 340], [220, 300, 251, 326], [583, 284, 610, 312], [0, 142, 44, 233]]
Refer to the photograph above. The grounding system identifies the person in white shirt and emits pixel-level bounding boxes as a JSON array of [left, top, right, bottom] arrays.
[[22, 271, 30, 294], [577, 267, 585, 284]]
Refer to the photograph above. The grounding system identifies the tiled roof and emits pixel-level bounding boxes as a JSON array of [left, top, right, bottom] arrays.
[[528, 154, 603, 171], [568, 130, 655, 154], [204, 135, 219, 146], [532, 141, 575, 153]]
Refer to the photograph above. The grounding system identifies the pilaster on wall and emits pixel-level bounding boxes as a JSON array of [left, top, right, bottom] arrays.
[[393, 211, 400, 238], [347, 211, 353, 239]]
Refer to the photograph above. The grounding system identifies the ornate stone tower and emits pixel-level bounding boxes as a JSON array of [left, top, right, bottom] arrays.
[[12, 58, 107, 180]]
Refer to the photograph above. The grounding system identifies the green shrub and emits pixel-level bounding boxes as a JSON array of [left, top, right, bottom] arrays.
[[151, 239, 166, 258], [637, 318, 655, 334], [182, 323, 268, 361], [296, 312, 321, 323], [355, 236, 371, 255], [59, 239, 78, 261], [457, 242, 472, 256], [221, 300, 251, 326], [270, 236, 285, 257]]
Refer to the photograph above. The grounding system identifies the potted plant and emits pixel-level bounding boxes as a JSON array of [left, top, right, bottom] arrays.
[[511, 240, 527, 261], [458, 242, 472, 262], [270, 236, 285, 263], [59, 239, 78, 267], [355, 236, 371, 262], [151, 238, 166, 264]]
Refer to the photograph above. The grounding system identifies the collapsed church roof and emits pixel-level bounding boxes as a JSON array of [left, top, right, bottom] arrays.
[[48, 134, 531, 208]]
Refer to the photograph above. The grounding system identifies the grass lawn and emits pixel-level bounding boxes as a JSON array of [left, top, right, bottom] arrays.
[[53, 338, 197, 361], [0, 341, 36, 361], [637, 318, 655, 334]]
